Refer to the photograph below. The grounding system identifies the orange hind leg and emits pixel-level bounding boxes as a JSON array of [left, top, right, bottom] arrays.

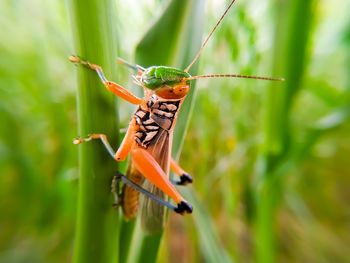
[[131, 148, 192, 214]]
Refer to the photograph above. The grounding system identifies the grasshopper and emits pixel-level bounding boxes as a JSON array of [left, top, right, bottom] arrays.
[[70, 0, 283, 233]]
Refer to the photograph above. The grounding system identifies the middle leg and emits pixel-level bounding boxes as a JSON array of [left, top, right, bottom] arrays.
[[73, 118, 138, 162], [170, 158, 193, 186]]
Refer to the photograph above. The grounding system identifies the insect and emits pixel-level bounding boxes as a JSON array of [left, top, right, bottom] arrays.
[[70, 0, 283, 233]]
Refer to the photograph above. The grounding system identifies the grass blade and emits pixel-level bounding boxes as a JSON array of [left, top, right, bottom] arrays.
[[256, 0, 315, 262]]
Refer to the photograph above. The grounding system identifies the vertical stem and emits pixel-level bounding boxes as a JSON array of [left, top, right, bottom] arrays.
[[69, 0, 120, 262], [119, 219, 136, 263], [256, 0, 314, 262]]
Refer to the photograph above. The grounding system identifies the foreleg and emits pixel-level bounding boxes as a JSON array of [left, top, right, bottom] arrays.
[[70, 55, 143, 105]]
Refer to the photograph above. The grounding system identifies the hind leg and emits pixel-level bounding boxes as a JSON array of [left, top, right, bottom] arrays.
[[131, 148, 193, 214], [111, 174, 122, 210]]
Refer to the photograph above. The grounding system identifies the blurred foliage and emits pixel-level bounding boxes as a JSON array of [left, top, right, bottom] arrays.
[[0, 0, 350, 262]]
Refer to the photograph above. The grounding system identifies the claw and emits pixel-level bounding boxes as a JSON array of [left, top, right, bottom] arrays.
[[174, 201, 193, 214], [178, 173, 193, 185], [73, 137, 82, 144], [172, 173, 193, 186], [69, 55, 80, 63]]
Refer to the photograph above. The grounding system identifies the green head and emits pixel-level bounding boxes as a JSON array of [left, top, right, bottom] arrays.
[[140, 66, 191, 99]]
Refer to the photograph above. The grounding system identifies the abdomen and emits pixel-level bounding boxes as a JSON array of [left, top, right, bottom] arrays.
[[121, 163, 144, 220]]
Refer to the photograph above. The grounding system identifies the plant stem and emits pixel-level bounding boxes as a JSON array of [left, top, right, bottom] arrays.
[[256, 0, 315, 262], [69, 0, 120, 262]]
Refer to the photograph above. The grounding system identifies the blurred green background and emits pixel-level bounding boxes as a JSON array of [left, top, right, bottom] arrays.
[[1, 0, 350, 262]]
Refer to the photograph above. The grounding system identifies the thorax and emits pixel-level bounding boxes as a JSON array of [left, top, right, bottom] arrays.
[[134, 95, 182, 148]]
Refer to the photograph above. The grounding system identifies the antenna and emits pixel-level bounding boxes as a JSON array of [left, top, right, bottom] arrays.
[[184, 74, 284, 82], [184, 0, 237, 73]]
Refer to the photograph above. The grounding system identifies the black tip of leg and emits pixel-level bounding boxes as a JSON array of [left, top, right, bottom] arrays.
[[174, 201, 193, 214], [176, 173, 193, 185], [115, 173, 123, 180]]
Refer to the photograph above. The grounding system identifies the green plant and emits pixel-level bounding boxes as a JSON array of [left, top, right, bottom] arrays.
[[69, 0, 120, 262]]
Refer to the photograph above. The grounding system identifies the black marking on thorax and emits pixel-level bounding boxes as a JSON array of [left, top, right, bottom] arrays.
[[134, 96, 181, 148]]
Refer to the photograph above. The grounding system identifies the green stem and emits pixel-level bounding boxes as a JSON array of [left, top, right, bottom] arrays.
[[119, 219, 136, 263], [69, 0, 120, 262], [256, 0, 315, 262]]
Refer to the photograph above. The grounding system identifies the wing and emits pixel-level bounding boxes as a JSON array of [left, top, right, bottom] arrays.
[[139, 129, 173, 233]]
